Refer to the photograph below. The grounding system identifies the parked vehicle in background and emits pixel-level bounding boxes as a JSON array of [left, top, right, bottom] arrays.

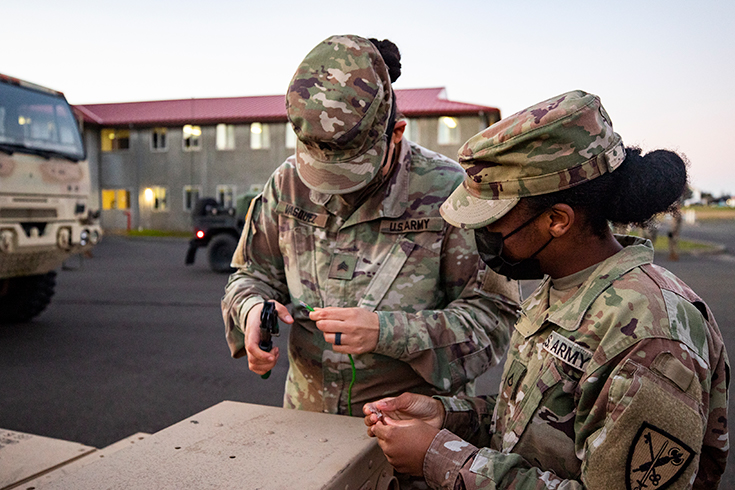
[[0, 73, 101, 323], [185, 192, 258, 273]]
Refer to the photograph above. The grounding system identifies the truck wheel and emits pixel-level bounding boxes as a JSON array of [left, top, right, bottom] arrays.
[[0, 271, 57, 324], [207, 235, 237, 273]]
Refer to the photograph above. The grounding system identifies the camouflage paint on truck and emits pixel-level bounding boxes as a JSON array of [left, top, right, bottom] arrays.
[[0, 73, 101, 323]]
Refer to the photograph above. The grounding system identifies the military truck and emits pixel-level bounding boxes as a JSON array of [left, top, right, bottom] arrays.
[[0, 73, 101, 323], [185, 192, 258, 273]]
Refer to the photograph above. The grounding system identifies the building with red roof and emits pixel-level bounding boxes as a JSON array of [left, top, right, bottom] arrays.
[[77, 88, 500, 232]]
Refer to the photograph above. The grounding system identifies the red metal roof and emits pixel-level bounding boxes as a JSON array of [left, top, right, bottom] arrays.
[[74, 88, 499, 127]]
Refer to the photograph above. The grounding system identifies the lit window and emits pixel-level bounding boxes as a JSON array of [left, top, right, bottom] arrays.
[[250, 122, 270, 149], [216, 185, 236, 208], [405, 118, 420, 143], [216, 124, 235, 150], [182, 125, 201, 151], [285, 123, 297, 149], [101, 129, 130, 151], [145, 186, 168, 211], [183, 185, 202, 211], [437, 117, 460, 145], [101, 189, 130, 210], [151, 127, 168, 151]]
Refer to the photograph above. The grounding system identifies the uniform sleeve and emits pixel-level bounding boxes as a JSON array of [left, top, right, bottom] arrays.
[[435, 395, 495, 447], [423, 337, 727, 490], [221, 169, 290, 358], [372, 224, 520, 392]]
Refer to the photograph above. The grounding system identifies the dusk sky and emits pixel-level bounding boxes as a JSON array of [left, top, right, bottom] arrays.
[[4, 0, 733, 195]]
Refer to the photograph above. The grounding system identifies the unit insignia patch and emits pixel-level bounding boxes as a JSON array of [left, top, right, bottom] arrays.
[[626, 422, 694, 490]]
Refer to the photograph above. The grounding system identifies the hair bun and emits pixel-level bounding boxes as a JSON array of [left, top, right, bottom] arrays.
[[606, 147, 688, 224], [369, 38, 401, 83]]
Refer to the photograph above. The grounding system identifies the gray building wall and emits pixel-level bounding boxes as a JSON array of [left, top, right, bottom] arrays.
[[88, 114, 489, 232]]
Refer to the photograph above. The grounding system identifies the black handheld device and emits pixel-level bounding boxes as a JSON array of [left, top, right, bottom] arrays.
[[258, 301, 279, 379]]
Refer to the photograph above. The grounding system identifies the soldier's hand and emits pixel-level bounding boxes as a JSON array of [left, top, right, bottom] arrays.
[[370, 417, 438, 477], [364, 393, 444, 435], [244, 300, 292, 375], [310, 306, 379, 355]]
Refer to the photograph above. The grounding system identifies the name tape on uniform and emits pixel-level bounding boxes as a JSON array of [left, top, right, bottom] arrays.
[[543, 331, 593, 371], [276, 202, 329, 227], [380, 217, 444, 234]]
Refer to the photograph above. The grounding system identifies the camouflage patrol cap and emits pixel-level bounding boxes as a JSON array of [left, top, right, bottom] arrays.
[[286, 35, 393, 195], [441, 90, 626, 228]]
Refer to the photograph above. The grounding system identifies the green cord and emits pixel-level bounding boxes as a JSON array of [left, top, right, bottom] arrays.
[[347, 354, 356, 416], [300, 301, 357, 416]]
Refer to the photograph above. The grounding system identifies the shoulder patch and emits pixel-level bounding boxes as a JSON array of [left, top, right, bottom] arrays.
[[542, 331, 593, 371], [626, 422, 694, 490]]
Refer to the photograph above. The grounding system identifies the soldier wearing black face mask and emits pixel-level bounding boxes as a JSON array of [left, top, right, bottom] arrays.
[[473, 208, 552, 280], [363, 90, 728, 490]]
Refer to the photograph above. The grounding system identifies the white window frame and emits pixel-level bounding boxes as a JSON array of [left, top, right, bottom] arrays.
[[216, 185, 236, 209], [150, 186, 168, 212], [405, 118, 420, 143], [183, 185, 202, 212], [182, 124, 201, 151], [151, 127, 168, 152], [216, 123, 236, 150], [250, 122, 270, 150], [437, 116, 460, 145]]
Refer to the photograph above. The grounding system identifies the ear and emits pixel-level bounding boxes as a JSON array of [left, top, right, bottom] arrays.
[[392, 120, 407, 144], [547, 204, 574, 238]]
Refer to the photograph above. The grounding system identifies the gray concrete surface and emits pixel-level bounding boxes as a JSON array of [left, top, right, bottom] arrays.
[[1, 220, 733, 486]]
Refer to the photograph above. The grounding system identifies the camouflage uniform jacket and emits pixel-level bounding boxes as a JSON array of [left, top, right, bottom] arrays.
[[221, 140, 520, 415], [424, 237, 729, 489]]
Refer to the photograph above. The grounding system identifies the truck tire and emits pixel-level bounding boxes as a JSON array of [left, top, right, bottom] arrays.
[[207, 234, 237, 273], [0, 271, 57, 324]]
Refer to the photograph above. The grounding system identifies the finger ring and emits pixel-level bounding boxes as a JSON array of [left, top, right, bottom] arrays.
[[335, 332, 342, 346]]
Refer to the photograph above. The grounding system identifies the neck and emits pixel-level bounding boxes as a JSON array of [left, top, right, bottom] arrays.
[[544, 232, 623, 279]]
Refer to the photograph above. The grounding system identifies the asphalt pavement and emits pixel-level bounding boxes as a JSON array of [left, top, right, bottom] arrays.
[[1, 219, 733, 486], [0, 235, 291, 448]]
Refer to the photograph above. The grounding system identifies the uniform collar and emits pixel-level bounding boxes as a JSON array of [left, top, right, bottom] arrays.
[[311, 138, 412, 226], [514, 236, 654, 338]]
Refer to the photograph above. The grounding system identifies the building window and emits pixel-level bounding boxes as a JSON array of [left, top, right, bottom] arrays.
[[151, 127, 168, 151], [182, 125, 201, 151], [437, 117, 460, 145], [144, 186, 168, 211], [101, 189, 130, 210], [216, 185, 235, 208], [405, 118, 420, 143], [101, 129, 130, 152], [250, 122, 270, 149], [183, 185, 202, 212], [285, 123, 297, 149], [216, 124, 235, 150]]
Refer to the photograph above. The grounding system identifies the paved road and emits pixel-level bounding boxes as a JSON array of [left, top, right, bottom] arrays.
[[0, 235, 291, 448], [1, 221, 733, 485]]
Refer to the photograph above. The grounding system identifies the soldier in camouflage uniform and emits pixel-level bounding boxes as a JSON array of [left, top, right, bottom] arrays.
[[221, 35, 520, 416], [365, 91, 729, 489]]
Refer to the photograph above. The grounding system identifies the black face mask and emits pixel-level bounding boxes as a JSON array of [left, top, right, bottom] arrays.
[[474, 210, 553, 280]]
